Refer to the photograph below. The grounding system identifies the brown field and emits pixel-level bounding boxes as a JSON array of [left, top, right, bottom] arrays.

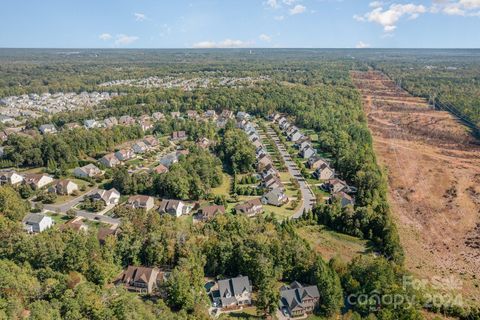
[[351, 70, 480, 305]]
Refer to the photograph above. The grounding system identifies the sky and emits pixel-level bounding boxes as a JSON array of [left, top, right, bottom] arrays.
[[0, 0, 479, 48]]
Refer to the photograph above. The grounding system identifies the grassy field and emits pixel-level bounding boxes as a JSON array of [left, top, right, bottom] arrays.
[[219, 306, 259, 319], [211, 173, 232, 197], [296, 225, 370, 262], [46, 212, 70, 225]]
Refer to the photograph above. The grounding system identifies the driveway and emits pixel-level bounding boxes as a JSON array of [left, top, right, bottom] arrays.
[[265, 126, 315, 219]]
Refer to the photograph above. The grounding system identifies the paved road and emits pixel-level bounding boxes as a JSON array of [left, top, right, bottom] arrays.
[[265, 125, 316, 219], [39, 187, 120, 226]]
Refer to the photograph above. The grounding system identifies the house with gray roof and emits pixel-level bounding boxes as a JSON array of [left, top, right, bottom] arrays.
[[280, 281, 320, 317], [23, 213, 53, 233], [212, 276, 252, 308]]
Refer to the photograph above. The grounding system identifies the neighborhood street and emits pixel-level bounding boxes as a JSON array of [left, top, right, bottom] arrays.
[[265, 125, 316, 219]]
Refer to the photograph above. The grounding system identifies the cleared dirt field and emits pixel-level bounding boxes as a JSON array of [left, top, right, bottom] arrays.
[[351, 71, 480, 305]]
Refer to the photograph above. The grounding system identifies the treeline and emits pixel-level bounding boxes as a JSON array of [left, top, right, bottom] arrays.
[[2, 125, 144, 170], [111, 148, 223, 200]]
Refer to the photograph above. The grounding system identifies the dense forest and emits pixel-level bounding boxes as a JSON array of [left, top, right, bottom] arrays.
[[0, 49, 479, 319]]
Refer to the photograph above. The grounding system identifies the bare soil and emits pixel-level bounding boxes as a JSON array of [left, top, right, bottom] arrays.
[[351, 70, 480, 305]]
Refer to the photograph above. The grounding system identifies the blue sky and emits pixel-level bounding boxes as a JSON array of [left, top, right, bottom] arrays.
[[0, 0, 479, 48]]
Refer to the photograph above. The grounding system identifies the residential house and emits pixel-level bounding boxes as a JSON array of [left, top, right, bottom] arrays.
[[48, 179, 79, 195], [23, 213, 53, 233], [143, 136, 159, 148], [99, 153, 121, 168], [197, 205, 225, 221], [115, 149, 135, 161], [234, 198, 263, 217], [186, 110, 199, 119], [39, 124, 57, 134], [196, 137, 211, 149], [152, 112, 165, 121], [139, 118, 153, 131], [220, 109, 234, 119], [152, 164, 168, 174], [126, 195, 155, 211], [322, 179, 348, 194], [60, 217, 89, 233], [23, 174, 54, 189], [132, 141, 149, 154], [331, 192, 355, 207], [280, 281, 320, 317], [204, 109, 217, 120], [260, 163, 279, 180], [313, 163, 335, 180], [171, 131, 187, 141], [0, 131, 8, 142], [257, 156, 273, 172], [119, 115, 136, 126], [252, 139, 262, 150], [91, 188, 121, 205], [262, 188, 288, 206], [97, 227, 119, 244], [300, 146, 316, 159], [297, 140, 311, 151], [170, 111, 181, 119], [159, 152, 179, 168], [263, 174, 284, 190], [103, 117, 118, 128], [158, 199, 189, 217], [236, 111, 250, 121], [0, 171, 24, 185], [307, 156, 327, 170], [289, 130, 303, 143], [212, 276, 252, 308], [74, 164, 102, 178], [115, 266, 161, 294], [84, 119, 99, 129]]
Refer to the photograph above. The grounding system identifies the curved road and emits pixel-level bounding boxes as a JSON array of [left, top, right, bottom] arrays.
[[265, 125, 316, 219]]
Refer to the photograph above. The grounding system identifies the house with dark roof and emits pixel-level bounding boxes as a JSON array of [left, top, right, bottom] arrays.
[[211, 276, 252, 308], [115, 266, 162, 294], [322, 179, 348, 194], [280, 281, 320, 317], [262, 188, 288, 207], [234, 198, 263, 217], [158, 199, 189, 217], [197, 205, 225, 221], [23, 213, 53, 233], [331, 191, 355, 207], [0, 170, 24, 185]]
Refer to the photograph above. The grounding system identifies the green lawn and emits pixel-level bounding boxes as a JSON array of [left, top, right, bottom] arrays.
[[296, 225, 370, 262], [211, 173, 232, 197], [46, 212, 70, 225], [219, 306, 260, 319]]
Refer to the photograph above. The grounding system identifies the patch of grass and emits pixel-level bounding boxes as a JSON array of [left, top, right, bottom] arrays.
[[211, 173, 232, 197], [46, 212, 70, 225], [296, 225, 369, 262], [220, 306, 260, 319]]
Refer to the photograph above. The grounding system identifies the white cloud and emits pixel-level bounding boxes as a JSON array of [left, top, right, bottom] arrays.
[[259, 34, 272, 42], [354, 3, 426, 32], [369, 1, 383, 8], [99, 33, 112, 41], [356, 41, 371, 48], [134, 12, 147, 21], [115, 34, 139, 46], [266, 0, 279, 8], [289, 4, 306, 15], [274, 15, 285, 20], [192, 39, 253, 48], [431, 0, 480, 15], [283, 0, 297, 5]]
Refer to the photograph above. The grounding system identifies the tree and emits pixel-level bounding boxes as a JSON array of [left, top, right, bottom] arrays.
[[256, 277, 279, 317], [0, 186, 29, 221], [310, 257, 343, 317]]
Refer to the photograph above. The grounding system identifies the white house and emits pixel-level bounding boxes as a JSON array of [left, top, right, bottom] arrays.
[[0, 171, 24, 185], [84, 119, 99, 129], [91, 188, 121, 205], [300, 146, 316, 159], [158, 199, 187, 217], [48, 179, 79, 195], [23, 174, 54, 189], [23, 213, 53, 233]]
